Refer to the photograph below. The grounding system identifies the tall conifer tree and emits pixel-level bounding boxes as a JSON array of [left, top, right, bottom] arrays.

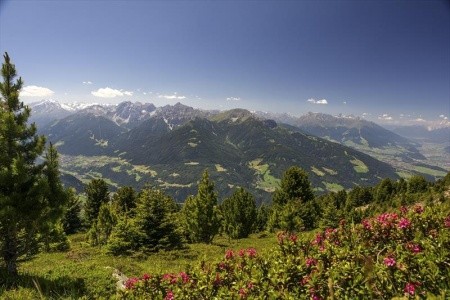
[[0, 53, 66, 275]]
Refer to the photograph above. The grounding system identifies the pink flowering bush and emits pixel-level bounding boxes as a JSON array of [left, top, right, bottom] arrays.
[[119, 204, 450, 299]]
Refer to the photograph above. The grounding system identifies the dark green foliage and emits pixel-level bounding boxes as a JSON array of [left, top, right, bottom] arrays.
[[106, 188, 183, 255], [319, 198, 341, 229], [273, 166, 314, 205], [375, 178, 395, 203], [88, 203, 117, 246], [61, 189, 83, 234], [278, 201, 304, 232], [40, 143, 70, 252], [135, 189, 183, 251], [0, 53, 66, 275], [84, 179, 110, 226], [182, 170, 220, 243], [255, 204, 270, 232], [346, 186, 373, 208], [221, 187, 257, 239], [408, 175, 429, 194], [270, 166, 316, 232], [111, 186, 136, 215], [106, 218, 144, 255]]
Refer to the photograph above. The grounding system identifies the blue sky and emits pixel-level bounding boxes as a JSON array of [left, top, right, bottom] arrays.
[[1, 0, 449, 125]]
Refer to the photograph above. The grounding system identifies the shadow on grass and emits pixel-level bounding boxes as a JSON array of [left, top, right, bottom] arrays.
[[0, 268, 86, 299]]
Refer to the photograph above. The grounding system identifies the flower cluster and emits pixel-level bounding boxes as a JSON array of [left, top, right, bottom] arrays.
[[119, 204, 449, 299]]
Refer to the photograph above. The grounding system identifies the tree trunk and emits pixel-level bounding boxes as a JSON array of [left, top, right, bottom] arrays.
[[3, 227, 18, 276]]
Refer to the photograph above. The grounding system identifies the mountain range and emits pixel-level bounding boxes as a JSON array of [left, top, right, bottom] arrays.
[[29, 100, 449, 202]]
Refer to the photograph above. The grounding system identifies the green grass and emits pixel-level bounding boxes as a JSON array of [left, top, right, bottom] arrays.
[[350, 158, 369, 173], [0, 233, 277, 299], [322, 181, 344, 192], [322, 167, 338, 175], [311, 166, 325, 176], [249, 159, 280, 192], [413, 166, 447, 178]]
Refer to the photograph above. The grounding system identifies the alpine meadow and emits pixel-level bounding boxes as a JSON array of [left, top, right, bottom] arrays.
[[1, 1, 449, 299]]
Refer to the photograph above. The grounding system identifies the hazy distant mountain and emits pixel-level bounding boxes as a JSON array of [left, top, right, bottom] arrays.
[[387, 125, 450, 144], [257, 112, 426, 161]]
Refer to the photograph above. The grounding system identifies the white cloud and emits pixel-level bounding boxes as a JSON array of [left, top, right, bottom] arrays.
[[226, 97, 241, 101], [91, 87, 133, 98], [158, 93, 186, 100], [83, 81, 93, 85], [414, 118, 426, 122], [439, 114, 448, 120], [343, 101, 347, 105], [378, 113, 393, 121], [20, 85, 55, 97], [307, 98, 328, 104]]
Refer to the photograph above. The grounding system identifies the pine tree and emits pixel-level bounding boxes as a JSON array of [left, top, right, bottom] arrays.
[[273, 166, 314, 205], [134, 189, 183, 251], [270, 166, 315, 231], [84, 178, 109, 226], [40, 143, 69, 251], [62, 188, 82, 234], [0, 53, 65, 275], [182, 170, 220, 243], [221, 187, 257, 239], [111, 186, 136, 216]]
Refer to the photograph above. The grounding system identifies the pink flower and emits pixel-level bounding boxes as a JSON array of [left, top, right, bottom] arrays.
[[400, 206, 408, 215], [247, 248, 257, 258], [300, 275, 310, 286], [239, 288, 247, 298], [225, 249, 234, 260], [162, 273, 177, 284], [398, 218, 411, 229], [125, 277, 139, 289], [362, 219, 372, 230], [404, 282, 417, 296], [383, 256, 396, 267], [414, 205, 424, 214], [238, 249, 246, 257], [179, 272, 189, 284], [313, 233, 323, 245], [406, 243, 422, 254], [444, 215, 450, 228], [306, 257, 318, 267], [247, 281, 254, 289], [142, 273, 151, 281], [164, 290, 174, 300], [289, 233, 298, 243]]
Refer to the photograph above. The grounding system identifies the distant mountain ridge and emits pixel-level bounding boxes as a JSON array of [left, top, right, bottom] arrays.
[[31, 100, 447, 200]]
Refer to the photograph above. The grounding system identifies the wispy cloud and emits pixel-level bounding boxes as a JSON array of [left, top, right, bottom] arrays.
[[158, 92, 186, 100], [378, 113, 393, 121], [83, 81, 93, 85], [226, 97, 241, 101], [307, 98, 328, 104], [91, 87, 133, 98], [343, 101, 347, 105], [20, 85, 55, 97]]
